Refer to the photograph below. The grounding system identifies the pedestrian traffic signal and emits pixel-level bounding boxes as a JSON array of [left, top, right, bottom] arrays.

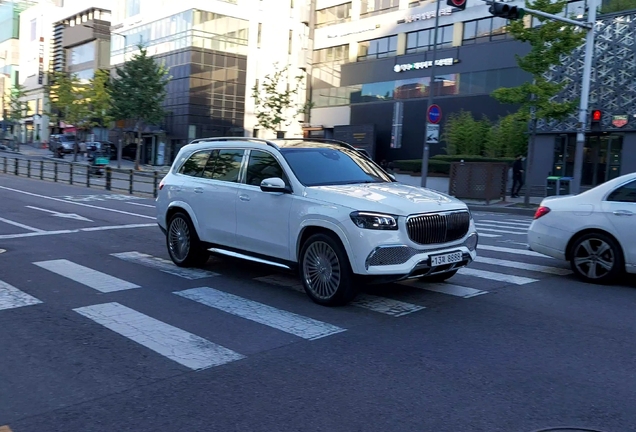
[[591, 109, 602, 131], [446, 0, 467, 10], [488, 1, 525, 20]]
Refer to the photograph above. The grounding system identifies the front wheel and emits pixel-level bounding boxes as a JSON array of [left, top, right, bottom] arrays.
[[419, 269, 458, 283], [166, 212, 210, 267], [569, 232, 624, 284], [299, 233, 357, 306]]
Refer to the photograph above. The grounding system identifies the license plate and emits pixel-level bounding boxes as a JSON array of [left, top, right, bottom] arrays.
[[430, 251, 463, 266]]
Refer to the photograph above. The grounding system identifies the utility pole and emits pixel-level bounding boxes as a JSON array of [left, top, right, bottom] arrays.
[[486, 0, 596, 196]]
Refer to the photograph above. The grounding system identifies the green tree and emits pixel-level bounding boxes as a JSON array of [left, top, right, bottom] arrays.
[[252, 63, 305, 137], [8, 84, 27, 147], [600, 0, 636, 13], [46, 71, 91, 161], [443, 110, 491, 156], [108, 45, 170, 170], [491, 0, 585, 125], [85, 69, 113, 132], [486, 114, 529, 157]]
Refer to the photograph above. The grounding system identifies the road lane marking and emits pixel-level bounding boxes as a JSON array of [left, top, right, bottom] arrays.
[[176, 287, 346, 340], [33, 259, 140, 293], [477, 244, 551, 258], [474, 256, 571, 275], [26, 205, 93, 222], [0, 223, 157, 239], [401, 281, 486, 298], [476, 223, 527, 231], [0, 280, 43, 311], [0, 216, 46, 233], [478, 220, 531, 227], [73, 302, 244, 370], [126, 202, 155, 208], [476, 232, 501, 238], [476, 227, 526, 235], [111, 251, 219, 279], [457, 267, 538, 285], [0, 185, 154, 219], [255, 274, 425, 317]]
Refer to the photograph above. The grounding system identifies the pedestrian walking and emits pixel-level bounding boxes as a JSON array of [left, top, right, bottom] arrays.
[[511, 154, 524, 198]]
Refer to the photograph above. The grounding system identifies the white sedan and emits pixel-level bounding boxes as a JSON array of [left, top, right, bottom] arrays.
[[528, 172, 636, 284]]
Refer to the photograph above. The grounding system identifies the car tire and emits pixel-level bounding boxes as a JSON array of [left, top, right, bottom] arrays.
[[299, 233, 357, 306], [166, 211, 209, 268], [569, 232, 624, 284], [419, 269, 458, 283]]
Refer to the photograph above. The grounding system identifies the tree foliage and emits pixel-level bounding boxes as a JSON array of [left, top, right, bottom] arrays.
[[108, 44, 170, 169], [491, 0, 586, 122], [443, 110, 491, 156], [85, 69, 113, 129], [252, 63, 305, 134], [7, 84, 27, 124], [486, 114, 529, 157], [600, 0, 636, 14]]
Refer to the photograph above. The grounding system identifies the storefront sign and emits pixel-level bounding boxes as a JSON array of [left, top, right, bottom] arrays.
[[393, 58, 457, 72], [398, 7, 453, 24], [327, 24, 380, 38], [612, 115, 628, 127]]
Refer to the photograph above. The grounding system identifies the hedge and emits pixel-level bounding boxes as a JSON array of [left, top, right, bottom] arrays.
[[392, 155, 514, 174]]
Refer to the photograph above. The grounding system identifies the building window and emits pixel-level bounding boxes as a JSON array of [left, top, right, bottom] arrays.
[[257, 23, 262, 48], [126, 0, 141, 18], [406, 24, 453, 54], [463, 17, 511, 44], [30, 19, 37, 41], [358, 35, 398, 61], [68, 42, 95, 66], [360, 0, 400, 17], [312, 44, 349, 87], [316, 2, 352, 28], [73, 69, 95, 83], [288, 29, 293, 54]]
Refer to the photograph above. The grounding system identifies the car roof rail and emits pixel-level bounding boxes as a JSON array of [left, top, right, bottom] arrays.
[[274, 137, 359, 152], [188, 137, 279, 149]]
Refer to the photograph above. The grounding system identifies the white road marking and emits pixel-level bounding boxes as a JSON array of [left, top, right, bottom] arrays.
[[73, 302, 244, 370], [0, 223, 157, 239], [457, 267, 538, 285], [111, 251, 219, 279], [126, 202, 155, 208], [0, 216, 45, 233], [477, 227, 526, 235], [0, 185, 154, 219], [0, 249, 5, 254], [477, 232, 501, 238], [477, 244, 552, 258], [175, 287, 346, 340], [474, 256, 571, 275], [57, 194, 146, 202], [0, 280, 43, 311], [403, 281, 486, 298], [478, 220, 531, 227], [33, 259, 140, 293], [254, 274, 425, 317], [476, 223, 527, 231], [26, 205, 93, 222], [507, 219, 534, 223]]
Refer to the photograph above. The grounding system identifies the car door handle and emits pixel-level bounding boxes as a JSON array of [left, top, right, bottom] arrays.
[[613, 210, 633, 216], [194, 187, 203, 194], [239, 194, 250, 202]]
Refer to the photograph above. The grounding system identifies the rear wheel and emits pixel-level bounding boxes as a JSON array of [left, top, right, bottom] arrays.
[[299, 233, 357, 306], [569, 232, 624, 284], [419, 269, 458, 283], [166, 212, 209, 267]]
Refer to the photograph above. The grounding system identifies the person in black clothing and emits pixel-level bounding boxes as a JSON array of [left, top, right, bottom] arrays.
[[511, 154, 524, 198]]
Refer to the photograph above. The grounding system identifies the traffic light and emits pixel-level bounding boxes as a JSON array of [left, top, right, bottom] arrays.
[[446, 0, 467, 10], [488, 1, 525, 20], [591, 109, 602, 131]]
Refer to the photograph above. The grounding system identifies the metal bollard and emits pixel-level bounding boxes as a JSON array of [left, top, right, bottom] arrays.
[[86, 164, 90, 188], [153, 171, 159, 197], [105, 166, 112, 191], [40, 160, 44, 180], [69, 163, 74, 185], [54, 162, 58, 182], [129, 169, 133, 194], [3, 157, 6, 174], [27, 159, 31, 178], [14, 158, 18, 175]]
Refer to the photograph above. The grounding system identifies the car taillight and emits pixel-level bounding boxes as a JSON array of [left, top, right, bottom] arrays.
[[159, 179, 165, 191], [534, 206, 551, 219]]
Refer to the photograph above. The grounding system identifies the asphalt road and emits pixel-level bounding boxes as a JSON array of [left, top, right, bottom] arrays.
[[1, 174, 635, 432]]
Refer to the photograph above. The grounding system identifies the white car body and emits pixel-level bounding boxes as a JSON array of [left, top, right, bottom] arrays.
[[528, 172, 636, 282], [156, 138, 478, 305]]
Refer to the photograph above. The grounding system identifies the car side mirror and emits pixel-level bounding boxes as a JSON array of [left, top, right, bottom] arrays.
[[260, 177, 291, 193], [388, 173, 396, 181]]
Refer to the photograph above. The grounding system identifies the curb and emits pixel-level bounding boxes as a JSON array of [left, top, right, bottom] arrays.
[[467, 204, 537, 217]]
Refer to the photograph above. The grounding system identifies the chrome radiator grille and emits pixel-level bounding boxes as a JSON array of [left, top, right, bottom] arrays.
[[406, 211, 470, 245]]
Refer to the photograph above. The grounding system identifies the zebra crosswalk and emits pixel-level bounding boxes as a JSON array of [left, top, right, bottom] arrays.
[[474, 218, 533, 238], [0, 237, 572, 372]]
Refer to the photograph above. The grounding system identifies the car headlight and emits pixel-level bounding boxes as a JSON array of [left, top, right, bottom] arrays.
[[350, 211, 398, 230]]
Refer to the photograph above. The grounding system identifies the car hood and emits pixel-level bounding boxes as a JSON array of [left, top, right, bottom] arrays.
[[306, 182, 467, 216]]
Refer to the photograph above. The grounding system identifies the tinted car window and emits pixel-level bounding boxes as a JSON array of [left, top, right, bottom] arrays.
[[280, 146, 391, 186], [210, 149, 244, 183], [246, 150, 285, 186], [607, 180, 636, 203], [179, 150, 211, 177]]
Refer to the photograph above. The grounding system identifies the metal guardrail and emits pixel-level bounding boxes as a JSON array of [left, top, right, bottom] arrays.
[[1, 156, 164, 198]]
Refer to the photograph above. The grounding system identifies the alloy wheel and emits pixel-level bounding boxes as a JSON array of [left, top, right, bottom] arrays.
[[303, 241, 342, 300], [168, 217, 191, 262], [572, 238, 614, 280]]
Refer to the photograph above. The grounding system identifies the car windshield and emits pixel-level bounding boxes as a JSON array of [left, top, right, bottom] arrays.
[[280, 146, 392, 187]]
